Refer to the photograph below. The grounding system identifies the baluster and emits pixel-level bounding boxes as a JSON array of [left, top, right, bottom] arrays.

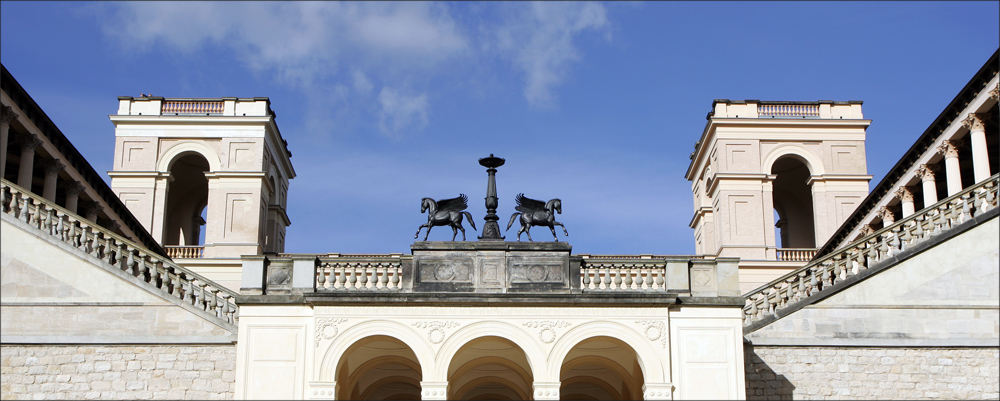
[[961, 195, 972, 222], [358, 263, 369, 290], [209, 289, 219, 315], [136, 253, 148, 281], [598, 267, 608, 290], [316, 263, 327, 290], [80, 226, 92, 253], [645, 268, 654, 290], [612, 266, 623, 290], [150, 261, 162, 288], [19, 195, 30, 223], [379, 264, 389, 290], [822, 262, 834, 287], [808, 268, 819, 296], [390, 265, 400, 290], [220, 295, 232, 323], [347, 264, 358, 290], [337, 265, 347, 290], [767, 289, 777, 316], [103, 238, 116, 265], [622, 266, 633, 290], [581, 268, 591, 289], [115, 243, 127, 270], [197, 283, 207, 310], [1, 186, 10, 213], [91, 232, 104, 259], [796, 272, 807, 301], [635, 267, 646, 289]]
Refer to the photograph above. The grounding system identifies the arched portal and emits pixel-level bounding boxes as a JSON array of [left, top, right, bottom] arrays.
[[163, 153, 209, 245], [448, 336, 533, 400], [771, 156, 816, 248], [335, 335, 422, 400], [559, 336, 643, 400]]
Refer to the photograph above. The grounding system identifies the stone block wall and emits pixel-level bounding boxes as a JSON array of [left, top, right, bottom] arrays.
[[1, 345, 235, 400], [745, 344, 1000, 400]]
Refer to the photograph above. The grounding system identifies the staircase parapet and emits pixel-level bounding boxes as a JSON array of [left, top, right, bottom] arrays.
[[742, 174, 999, 331], [1, 179, 239, 331]]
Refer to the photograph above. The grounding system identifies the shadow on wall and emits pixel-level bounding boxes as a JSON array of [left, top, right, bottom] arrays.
[[744, 343, 796, 400]]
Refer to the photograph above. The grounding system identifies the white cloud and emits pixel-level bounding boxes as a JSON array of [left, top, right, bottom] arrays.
[[377, 87, 429, 137], [495, 2, 610, 107], [352, 71, 374, 94]]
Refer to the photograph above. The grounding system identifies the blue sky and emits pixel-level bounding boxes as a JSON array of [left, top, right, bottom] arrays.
[[2, 2, 998, 255]]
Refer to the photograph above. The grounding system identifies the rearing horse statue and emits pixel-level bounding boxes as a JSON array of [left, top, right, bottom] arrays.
[[506, 193, 569, 241], [414, 194, 477, 241]]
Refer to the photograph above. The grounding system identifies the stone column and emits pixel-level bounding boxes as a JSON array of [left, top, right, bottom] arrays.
[[64, 181, 85, 214], [16, 134, 43, 190], [532, 382, 560, 400], [937, 140, 963, 196], [963, 113, 991, 182], [39, 159, 65, 202], [419, 382, 448, 400], [916, 164, 938, 206], [877, 206, 895, 228], [896, 187, 915, 218], [80, 201, 103, 223], [1, 105, 18, 180]]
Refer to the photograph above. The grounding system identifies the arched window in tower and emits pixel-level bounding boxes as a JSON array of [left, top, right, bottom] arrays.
[[771, 156, 816, 249], [163, 153, 210, 246]]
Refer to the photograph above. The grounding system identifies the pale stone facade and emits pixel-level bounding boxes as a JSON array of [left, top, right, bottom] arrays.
[[0, 345, 235, 400]]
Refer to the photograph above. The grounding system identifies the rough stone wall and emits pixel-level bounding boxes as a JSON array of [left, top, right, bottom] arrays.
[[0, 345, 235, 400], [745, 344, 1000, 400]]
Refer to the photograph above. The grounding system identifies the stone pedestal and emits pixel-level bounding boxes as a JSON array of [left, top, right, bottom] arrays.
[[410, 241, 579, 293]]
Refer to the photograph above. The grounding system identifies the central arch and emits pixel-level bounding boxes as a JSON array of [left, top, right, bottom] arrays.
[[771, 155, 817, 248], [447, 336, 533, 400], [335, 335, 422, 400], [163, 152, 209, 245]]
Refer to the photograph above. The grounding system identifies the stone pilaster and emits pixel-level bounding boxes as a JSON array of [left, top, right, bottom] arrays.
[[16, 134, 43, 190], [937, 140, 963, 196], [1, 105, 18, 180], [915, 164, 939, 206], [63, 180, 85, 214], [963, 113, 990, 182], [38, 158, 65, 201], [895, 186, 915, 218]]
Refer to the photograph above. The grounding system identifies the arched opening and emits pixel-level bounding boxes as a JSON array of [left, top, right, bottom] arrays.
[[448, 336, 533, 400], [559, 336, 643, 401], [335, 335, 422, 400], [771, 156, 816, 248], [163, 153, 209, 246]]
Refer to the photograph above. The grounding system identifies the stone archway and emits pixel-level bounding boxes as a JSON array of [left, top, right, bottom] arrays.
[[447, 336, 533, 400], [334, 335, 422, 400], [559, 337, 644, 400]]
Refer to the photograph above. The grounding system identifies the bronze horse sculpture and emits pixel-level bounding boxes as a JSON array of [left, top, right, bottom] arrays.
[[415, 194, 477, 241], [506, 193, 569, 241]]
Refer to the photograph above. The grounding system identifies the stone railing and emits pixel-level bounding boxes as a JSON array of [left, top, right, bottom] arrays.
[[580, 260, 667, 291], [758, 103, 819, 117], [161, 100, 224, 114], [1, 179, 238, 329], [743, 174, 999, 327], [776, 248, 817, 262], [315, 256, 403, 291], [165, 245, 204, 259]]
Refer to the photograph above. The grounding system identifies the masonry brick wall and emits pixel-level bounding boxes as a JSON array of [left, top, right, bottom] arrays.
[[745, 344, 1000, 400], [1, 345, 235, 400]]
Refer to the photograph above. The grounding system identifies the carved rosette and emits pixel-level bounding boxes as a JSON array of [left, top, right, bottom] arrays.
[[894, 186, 914, 202], [522, 320, 571, 344], [635, 319, 667, 348], [315, 318, 348, 347], [412, 321, 460, 344]]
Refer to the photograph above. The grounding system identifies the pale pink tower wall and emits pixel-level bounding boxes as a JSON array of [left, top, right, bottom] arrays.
[[686, 100, 872, 293], [108, 97, 295, 291]]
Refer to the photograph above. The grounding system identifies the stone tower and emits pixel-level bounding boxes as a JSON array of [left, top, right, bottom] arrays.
[[686, 100, 872, 292], [108, 96, 295, 289]]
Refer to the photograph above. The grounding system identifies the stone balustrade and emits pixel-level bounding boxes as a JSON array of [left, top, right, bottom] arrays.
[[580, 261, 667, 291], [743, 174, 999, 328], [757, 103, 820, 117], [161, 100, 224, 114], [165, 245, 205, 259], [316, 258, 403, 291], [1, 179, 239, 328], [776, 248, 817, 262]]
